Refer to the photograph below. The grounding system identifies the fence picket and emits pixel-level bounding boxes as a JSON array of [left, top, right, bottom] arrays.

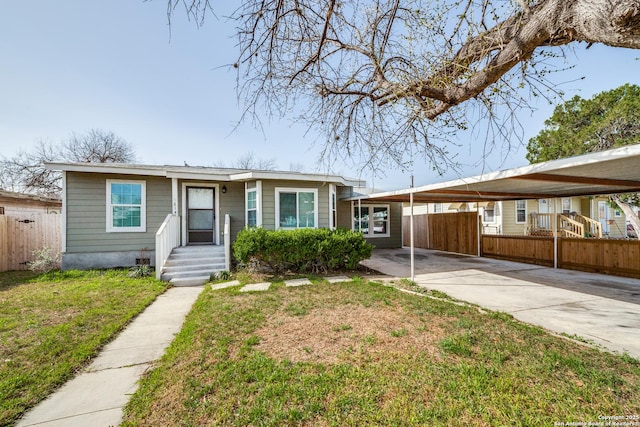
[[0, 214, 62, 272]]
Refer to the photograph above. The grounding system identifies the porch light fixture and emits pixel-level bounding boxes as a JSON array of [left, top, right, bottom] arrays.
[[222, 185, 227, 193]]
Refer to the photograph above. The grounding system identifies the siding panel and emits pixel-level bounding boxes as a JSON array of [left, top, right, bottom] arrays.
[[260, 180, 330, 229], [66, 172, 171, 253]]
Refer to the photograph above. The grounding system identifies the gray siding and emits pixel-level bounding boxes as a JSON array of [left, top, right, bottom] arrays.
[[364, 202, 403, 249], [337, 200, 402, 249], [66, 172, 171, 253], [260, 180, 331, 230], [218, 182, 245, 242]]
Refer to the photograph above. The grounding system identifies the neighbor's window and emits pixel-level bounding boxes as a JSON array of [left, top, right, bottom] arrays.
[[106, 180, 146, 232], [615, 209, 622, 218], [483, 203, 497, 223], [276, 188, 318, 229], [433, 203, 442, 213], [246, 189, 257, 227], [353, 204, 390, 237], [562, 198, 571, 214], [0, 207, 4, 215], [516, 200, 527, 223]]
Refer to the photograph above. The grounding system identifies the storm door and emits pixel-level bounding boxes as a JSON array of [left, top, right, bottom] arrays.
[[187, 187, 215, 244]]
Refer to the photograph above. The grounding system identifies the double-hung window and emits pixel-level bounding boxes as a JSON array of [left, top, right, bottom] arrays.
[[515, 200, 527, 223], [106, 180, 146, 232], [353, 204, 390, 237], [483, 202, 499, 223], [246, 189, 257, 227], [329, 184, 337, 230], [275, 188, 318, 229]]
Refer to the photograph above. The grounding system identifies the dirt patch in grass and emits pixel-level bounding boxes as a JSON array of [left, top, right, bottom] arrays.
[[254, 303, 447, 364]]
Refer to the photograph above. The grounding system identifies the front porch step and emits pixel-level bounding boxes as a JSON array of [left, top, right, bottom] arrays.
[[162, 267, 226, 281], [164, 257, 226, 267], [170, 276, 213, 287], [160, 245, 227, 286]]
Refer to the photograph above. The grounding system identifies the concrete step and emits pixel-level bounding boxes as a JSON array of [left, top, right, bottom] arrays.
[[163, 263, 226, 274], [171, 246, 225, 254], [170, 276, 211, 287], [160, 245, 228, 286], [168, 251, 225, 259], [162, 267, 225, 281], [164, 257, 225, 267]]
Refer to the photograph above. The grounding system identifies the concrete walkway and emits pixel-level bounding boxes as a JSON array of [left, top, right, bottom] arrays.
[[17, 286, 204, 427], [363, 248, 640, 359]]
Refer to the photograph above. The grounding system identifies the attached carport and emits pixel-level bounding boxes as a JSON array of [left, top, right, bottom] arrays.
[[351, 144, 640, 280]]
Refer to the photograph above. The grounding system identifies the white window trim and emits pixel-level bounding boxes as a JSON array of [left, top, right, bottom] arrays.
[[562, 197, 572, 214], [353, 203, 391, 238], [106, 179, 146, 233], [245, 181, 263, 228], [329, 183, 337, 230], [275, 187, 319, 229], [515, 200, 527, 224], [181, 182, 220, 246]]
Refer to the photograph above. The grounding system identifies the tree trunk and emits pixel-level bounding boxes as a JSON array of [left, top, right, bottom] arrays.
[[611, 195, 640, 240]]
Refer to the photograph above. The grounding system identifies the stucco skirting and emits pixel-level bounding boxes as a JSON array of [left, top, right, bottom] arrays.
[[62, 250, 156, 270]]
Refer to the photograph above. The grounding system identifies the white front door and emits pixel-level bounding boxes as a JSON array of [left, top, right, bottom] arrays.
[[538, 199, 550, 214], [598, 201, 610, 235]]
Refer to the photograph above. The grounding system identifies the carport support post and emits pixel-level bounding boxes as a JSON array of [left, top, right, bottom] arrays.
[[477, 211, 482, 256], [553, 198, 558, 269], [410, 176, 415, 281]]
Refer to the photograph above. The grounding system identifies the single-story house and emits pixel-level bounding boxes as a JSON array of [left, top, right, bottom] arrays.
[[0, 190, 62, 215], [45, 162, 402, 282], [403, 197, 631, 238]]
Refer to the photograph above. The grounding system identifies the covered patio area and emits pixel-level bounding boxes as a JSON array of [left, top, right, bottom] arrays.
[[353, 144, 640, 278]]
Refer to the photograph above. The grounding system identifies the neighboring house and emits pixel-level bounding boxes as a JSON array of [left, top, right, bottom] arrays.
[[0, 190, 62, 215], [45, 162, 402, 276], [404, 196, 631, 238]]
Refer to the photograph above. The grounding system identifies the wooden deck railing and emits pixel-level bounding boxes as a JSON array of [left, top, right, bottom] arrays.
[[527, 212, 602, 238], [559, 214, 584, 238], [574, 213, 603, 238]]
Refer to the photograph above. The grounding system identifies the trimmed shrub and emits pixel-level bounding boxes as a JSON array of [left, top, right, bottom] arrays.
[[233, 227, 373, 274]]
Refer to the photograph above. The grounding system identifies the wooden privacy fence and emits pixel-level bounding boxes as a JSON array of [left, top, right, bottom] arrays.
[[481, 235, 640, 279], [558, 238, 640, 278], [404, 212, 640, 279], [481, 235, 554, 267], [403, 212, 478, 256], [0, 214, 62, 272]]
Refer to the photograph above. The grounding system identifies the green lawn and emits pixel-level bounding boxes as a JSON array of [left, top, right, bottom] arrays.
[[0, 270, 167, 426], [122, 278, 640, 426]]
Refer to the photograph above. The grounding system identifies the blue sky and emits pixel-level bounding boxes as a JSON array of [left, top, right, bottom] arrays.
[[1, 1, 638, 190]]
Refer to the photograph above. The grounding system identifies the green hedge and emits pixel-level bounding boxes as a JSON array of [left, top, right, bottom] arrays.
[[233, 227, 373, 274]]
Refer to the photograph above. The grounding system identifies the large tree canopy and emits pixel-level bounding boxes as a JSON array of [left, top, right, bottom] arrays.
[[170, 0, 640, 173], [526, 84, 640, 162], [526, 83, 640, 237]]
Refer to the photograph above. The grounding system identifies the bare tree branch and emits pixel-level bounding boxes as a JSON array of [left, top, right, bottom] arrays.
[[0, 129, 136, 197], [168, 0, 640, 175]]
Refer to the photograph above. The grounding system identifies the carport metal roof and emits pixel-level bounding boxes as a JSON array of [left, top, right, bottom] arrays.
[[352, 144, 640, 203]]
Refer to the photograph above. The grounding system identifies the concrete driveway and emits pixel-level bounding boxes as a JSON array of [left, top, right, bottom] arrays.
[[362, 248, 640, 359]]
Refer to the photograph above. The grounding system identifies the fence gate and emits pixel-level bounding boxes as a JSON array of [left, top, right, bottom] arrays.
[[403, 212, 478, 256], [0, 214, 62, 272]]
